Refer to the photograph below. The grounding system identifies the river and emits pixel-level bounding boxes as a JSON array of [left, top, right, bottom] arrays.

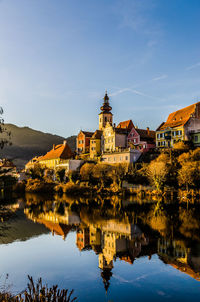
[[0, 193, 200, 301]]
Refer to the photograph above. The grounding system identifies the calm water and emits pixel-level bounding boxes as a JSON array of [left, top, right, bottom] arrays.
[[0, 193, 200, 301]]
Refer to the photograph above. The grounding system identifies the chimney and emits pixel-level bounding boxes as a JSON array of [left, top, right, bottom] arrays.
[[147, 127, 150, 135], [53, 144, 55, 150], [63, 140, 67, 146]]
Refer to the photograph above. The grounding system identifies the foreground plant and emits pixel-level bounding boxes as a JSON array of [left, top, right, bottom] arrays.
[[0, 275, 77, 302]]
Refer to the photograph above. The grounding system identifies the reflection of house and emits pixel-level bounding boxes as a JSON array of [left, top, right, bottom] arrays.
[[158, 238, 200, 281], [78, 214, 149, 292], [25, 206, 80, 241], [76, 226, 90, 251], [156, 102, 200, 148]]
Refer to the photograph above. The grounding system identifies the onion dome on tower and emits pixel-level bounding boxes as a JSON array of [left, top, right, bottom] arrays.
[[100, 91, 112, 113]]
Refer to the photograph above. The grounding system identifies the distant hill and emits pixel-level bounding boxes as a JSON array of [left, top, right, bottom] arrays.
[[0, 124, 76, 168]]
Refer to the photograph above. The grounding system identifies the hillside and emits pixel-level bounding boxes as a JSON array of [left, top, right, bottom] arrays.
[[0, 124, 76, 168]]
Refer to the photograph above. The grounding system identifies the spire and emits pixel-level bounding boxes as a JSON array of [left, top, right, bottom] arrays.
[[104, 90, 109, 103], [101, 268, 113, 294], [100, 91, 112, 113]]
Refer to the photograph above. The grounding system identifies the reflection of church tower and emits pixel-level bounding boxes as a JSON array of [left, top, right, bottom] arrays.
[[99, 91, 113, 130], [99, 253, 113, 293]]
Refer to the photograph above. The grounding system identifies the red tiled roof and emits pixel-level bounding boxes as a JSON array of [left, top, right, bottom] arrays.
[[136, 128, 155, 142], [158, 102, 200, 130], [39, 142, 72, 161], [81, 131, 94, 137], [117, 120, 134, 130]]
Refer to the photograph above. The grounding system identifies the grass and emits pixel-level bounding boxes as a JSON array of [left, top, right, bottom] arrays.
[[0, 275, 77, 302]]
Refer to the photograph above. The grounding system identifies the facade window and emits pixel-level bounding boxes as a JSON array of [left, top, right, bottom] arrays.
[[157, 133, 160, 139], [125, 156, 128, 160], [143, 144, 146, 149], [105, 117, 107, 122], [120, 156, 123, 161], [114, 157, 116, 161], [178, 130, 182, 136], [158, 142, 160, 146], [195, 135, 198, 142], [133, 139, 136, 143]]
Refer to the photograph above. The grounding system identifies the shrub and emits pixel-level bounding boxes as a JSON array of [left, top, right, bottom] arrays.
[[0, 275, 77, 301], [26, 179, 55, 193], [80, 163, 95, 182]]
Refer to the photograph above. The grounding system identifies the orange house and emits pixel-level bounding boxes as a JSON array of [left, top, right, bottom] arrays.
[[76, 130, 94, 154]]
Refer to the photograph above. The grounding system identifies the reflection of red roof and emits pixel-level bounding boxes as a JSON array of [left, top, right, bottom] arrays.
[[117, 120, 134, 130], [157, 102, 200, 130], [37, 219, 72, 239], [39, 142, 72, 161]]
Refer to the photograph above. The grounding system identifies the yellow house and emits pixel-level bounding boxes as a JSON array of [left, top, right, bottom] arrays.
[[156, 102, 200, 148], [38, 140, 73, 170], [90, 130, 102, 159]]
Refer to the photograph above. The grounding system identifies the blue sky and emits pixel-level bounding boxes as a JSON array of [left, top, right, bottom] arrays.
[[1, 0, 200, 137]]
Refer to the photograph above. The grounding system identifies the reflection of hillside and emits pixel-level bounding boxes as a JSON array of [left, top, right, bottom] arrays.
[[0, 203, 49, 245]]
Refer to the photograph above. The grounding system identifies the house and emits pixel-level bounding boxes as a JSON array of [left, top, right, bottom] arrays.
[[156, 102, 200, 148], [90, 130, 103, 159], [190, 129, 200, 147], [38, 140, 73, 170], [76, 130, 94, 154], [101, 148, 141, 164], [127, 127, 155, 152], [55, 159, 83, 173], [117, 119, 134, 131], [102, 122, 129, 152]]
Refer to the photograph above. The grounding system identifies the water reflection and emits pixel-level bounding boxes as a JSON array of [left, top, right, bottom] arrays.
[[21, 194, 200, 289]]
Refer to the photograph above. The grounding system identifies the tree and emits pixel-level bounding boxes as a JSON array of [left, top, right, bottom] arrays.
[[178, 161, 200, 190], [80, 163, 95, 182], [93, 163, 113, 188], [29, 164, 45, 180], [0, 107, 11, 149], [56, 168, 66, 183], [147, 161, 169, 192]]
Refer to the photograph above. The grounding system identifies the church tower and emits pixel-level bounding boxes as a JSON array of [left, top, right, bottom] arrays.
[[99, 91, 113, 130]]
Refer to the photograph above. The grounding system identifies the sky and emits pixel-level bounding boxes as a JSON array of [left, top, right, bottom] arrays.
[[1, 0, 200, 137]]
